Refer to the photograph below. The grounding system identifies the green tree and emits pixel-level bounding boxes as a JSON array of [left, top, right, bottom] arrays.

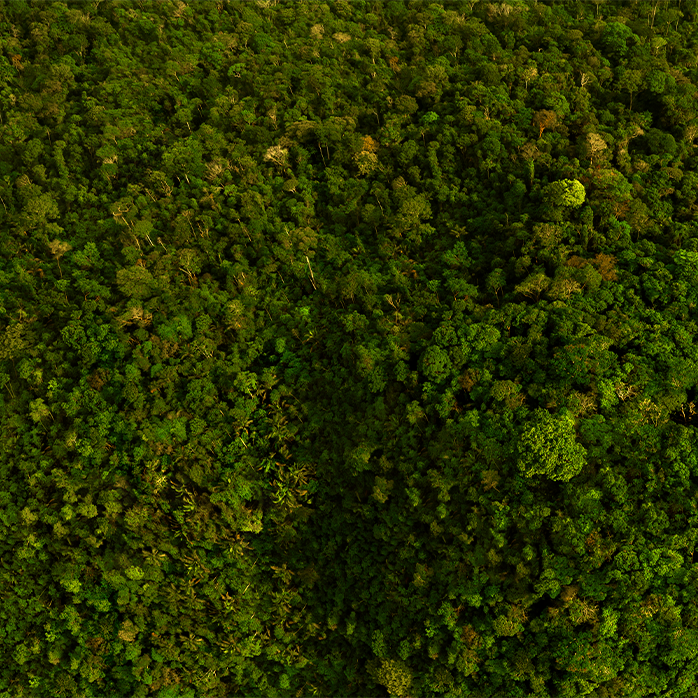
[[517, 409, 587, 481], [601, 22, 637, 62], [543, 179, 586, 221], [116, 264, 155, 300], [615, 67, 644, 110]]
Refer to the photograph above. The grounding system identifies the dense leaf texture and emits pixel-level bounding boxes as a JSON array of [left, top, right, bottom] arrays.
[[2, 1, 698, 696]]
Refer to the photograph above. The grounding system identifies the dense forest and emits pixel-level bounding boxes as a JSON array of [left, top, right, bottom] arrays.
[[2, 0, 698, 696]]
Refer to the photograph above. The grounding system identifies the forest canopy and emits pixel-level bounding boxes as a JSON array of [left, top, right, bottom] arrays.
[[2, 0, 698, 697]]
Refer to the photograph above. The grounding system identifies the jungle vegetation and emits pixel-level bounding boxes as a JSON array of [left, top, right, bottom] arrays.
[[2, 0, 698, 696]]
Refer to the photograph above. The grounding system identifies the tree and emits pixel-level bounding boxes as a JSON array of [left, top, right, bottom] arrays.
[[486, 267, 507, 306], [420, 345, 453, 382], [116, 264, 156, 300], [544, 179, 586, 209], [504, 178, 527, 213], [419, 110, 439, 146], [585, 132, 608, 165], [161, 137, 205, 181], [264, 144, 290, 169], [601, 22, 637, 62], [517, 409, 587, 481], [615, 67, 643, 110], [368, 658, 414, 697], [533, 109, 558, 139], [519, 64, 538, 90], [643, 128, 677, 159], [515, 270, 551, 301], [48, 239, 72, 278]]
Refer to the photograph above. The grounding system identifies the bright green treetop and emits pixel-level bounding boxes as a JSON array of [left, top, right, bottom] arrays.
[[545, 178, 586, 208], [517, 409, 587, 481]]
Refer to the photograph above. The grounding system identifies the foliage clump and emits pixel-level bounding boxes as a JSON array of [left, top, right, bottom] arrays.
[[517, 409, 587, 481]]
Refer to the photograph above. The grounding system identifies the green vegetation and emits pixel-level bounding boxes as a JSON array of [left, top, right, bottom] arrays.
[[2, 0, 698, 696]]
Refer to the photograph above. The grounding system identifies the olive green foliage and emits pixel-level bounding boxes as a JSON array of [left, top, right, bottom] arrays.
[[2, 1, 698, 697]]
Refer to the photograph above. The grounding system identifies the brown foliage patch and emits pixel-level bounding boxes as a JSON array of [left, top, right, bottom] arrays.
[[459, 368, 480, 392], [565, 253, 617, 281], [592, 253, 618, 280], [461, 624, 482, 648], [87, 368, 110, 391]]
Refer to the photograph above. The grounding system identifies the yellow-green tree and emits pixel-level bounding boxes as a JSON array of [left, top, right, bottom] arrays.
[[517, 409, 587, 481]]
